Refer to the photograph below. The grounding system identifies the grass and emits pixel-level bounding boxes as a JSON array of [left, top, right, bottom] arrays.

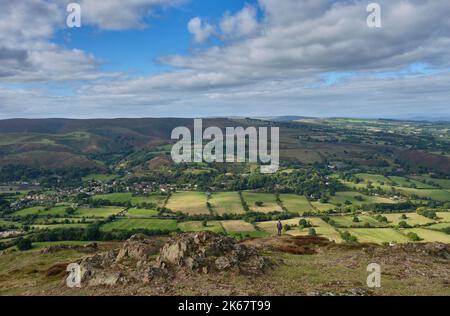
[[329, 191, 395, 206], [427, 223, 450, 231], [13, 205, 70, 217], [166, 191, 210, 215], [308, 218, 343, 243], [346, 228, 410, 244], [331, 215, 384, 228], [0, 219, 21, 228], [126, 208, 159, 218], [242, 192, 283, 213], [279, 194, 314, 213], [411, 176, 450, 189], [401, 228, 450, 243], [178, 221, 224, 233], [356, 173, 390, 185], [209, 192, 245, 215], [383, 213, 436, 226], [220, 220, 256, 233], [100, 219, 178, 232], [310, 201, 336, 212], [437, 212, 450, 222], [388, 176, 436, 189], [395, 188, 450, 202], [75, 207, 124, 218], [92, 193, 166, 206], [31, 223, 89, 230]]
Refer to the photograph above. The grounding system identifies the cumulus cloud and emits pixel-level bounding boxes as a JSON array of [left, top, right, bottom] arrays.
[[187, 17, 215, 43], [220, 5, 259, 38], [79, 0, 185, 30], [1, 0, 450, 119]]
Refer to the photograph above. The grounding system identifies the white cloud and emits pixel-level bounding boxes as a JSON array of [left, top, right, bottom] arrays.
[[2, 0, 450, 119], [79, 0, 185, 30], [187, 17, 215, 43], [220, 5, 259, 38]]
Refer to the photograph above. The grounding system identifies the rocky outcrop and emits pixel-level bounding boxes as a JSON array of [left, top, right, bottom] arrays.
[[73, 232, 273, 287], [115, 234, 164, 263], [156, 232, 273, 275]]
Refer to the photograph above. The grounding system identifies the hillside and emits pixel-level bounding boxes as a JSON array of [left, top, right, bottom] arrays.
[[0, 118, 450, 177]]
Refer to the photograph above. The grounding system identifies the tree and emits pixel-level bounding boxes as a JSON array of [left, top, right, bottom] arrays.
[[340, 231, 357, 243], [16, 238, 33, 251], [308, 228, 317, 236], [65, 207, 76, 216], [406, 232, 422, 242], [398, 221, 411, 229], [299, 219, 311, 228], [353, 216, 360, 223]]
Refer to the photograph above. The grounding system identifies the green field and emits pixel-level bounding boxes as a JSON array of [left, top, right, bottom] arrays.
[[13, 205, 70, 217], [346, 228, 410, 244], [310, 201, 336, 212], [329, 191, 395, 207], [209, 192, 245, 215], [411, 176, 450, 189], [395, 188, 450, 202], [402, 228, 450, 243], [126, 208, 159, 218], [427, 223, 450, 231], [242, 192, 283, 213], [388, 176, 436, 189], [331, 215, 385, 228], [166, 191, 210, 215], [100, 219, 178, 232], [383, 213, 436, 226], [356, 173, 390, 185], [220, 220, 256, 233], [437, 212, 450, 222], [178, 221, 224, 233], [75, 207, 124, 218], [0, 219, 21, 228], [92, 193, 165, 206], [279, 194, 314, 213], [308, 218, 343, 243], [31, 223, 88, 230]]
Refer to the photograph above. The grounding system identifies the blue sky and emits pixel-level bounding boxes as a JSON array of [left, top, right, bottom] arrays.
[[1, 0, 450, 119], [55, 0, 258, 74]]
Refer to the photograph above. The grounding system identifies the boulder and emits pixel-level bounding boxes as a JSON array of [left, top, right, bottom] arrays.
[[116, 234, 163, 263], [156, 231, 273, 275]]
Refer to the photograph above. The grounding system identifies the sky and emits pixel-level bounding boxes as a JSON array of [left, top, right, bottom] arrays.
[[0, 0, 450, 119]]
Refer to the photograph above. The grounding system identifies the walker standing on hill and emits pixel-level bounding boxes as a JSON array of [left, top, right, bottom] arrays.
[[277, 220, 283, 236]]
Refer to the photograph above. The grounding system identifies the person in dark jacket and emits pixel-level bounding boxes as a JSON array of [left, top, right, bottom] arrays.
[[277, 220, 283, 236]]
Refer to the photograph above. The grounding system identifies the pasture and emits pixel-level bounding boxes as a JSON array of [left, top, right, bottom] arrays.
[[126, 208, 159, 218], [13, 205, 70, 217], [92, 193, 165, 206], [242, 192, 283, 213], [178, 221, 224, 233], [209, 192, 245, 215], [346, 228, 410, 244], [166, 191, 210, 215], [383, 213, 436, 226], [331, 215, 384, 228], [279, 194, 314, 213], [401, 228, 450, 243], [75, 207, 124, 218], [220, 220, 256, 233]]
